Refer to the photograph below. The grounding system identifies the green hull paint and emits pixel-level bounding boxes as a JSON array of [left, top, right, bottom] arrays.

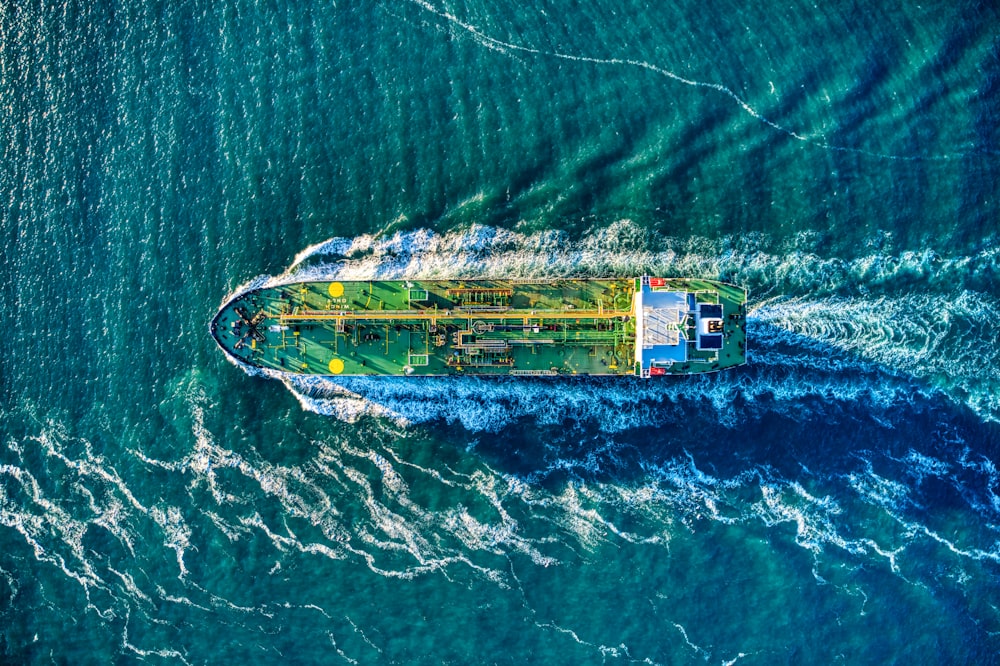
[[210, 278, 747, 377]]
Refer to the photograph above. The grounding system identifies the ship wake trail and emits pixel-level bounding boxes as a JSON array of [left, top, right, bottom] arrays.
[[402, 0, 976, 162], [150, 372, 1000, 660], [751, 293, 1000, 421], [144, 389, 567, 588]]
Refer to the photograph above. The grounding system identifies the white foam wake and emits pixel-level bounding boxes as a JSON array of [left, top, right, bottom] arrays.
[[287, 367, 919, 433], [269, 223, 1000, 299], [752, 293, 1000, 420]]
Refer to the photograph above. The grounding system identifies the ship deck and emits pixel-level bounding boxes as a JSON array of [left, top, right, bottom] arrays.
[[210, 278, 746, 377]]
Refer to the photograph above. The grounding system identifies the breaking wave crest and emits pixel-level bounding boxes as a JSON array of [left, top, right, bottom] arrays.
[[219, 223, 999, 425]]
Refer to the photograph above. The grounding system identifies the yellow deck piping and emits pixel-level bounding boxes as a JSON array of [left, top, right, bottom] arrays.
[[278, 309, 634, 322]]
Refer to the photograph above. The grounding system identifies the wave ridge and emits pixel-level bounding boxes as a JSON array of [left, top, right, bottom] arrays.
[[404, 0, 982, 161]]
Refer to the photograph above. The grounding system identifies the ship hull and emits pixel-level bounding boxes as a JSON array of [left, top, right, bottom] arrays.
[[210, 278, 747, 377]]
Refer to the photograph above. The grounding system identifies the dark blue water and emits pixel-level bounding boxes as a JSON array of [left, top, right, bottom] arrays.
[[3, 1, 1000, 663]]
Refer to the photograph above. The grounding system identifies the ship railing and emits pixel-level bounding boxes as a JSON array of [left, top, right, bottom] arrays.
[[278, 308, 634, 323]]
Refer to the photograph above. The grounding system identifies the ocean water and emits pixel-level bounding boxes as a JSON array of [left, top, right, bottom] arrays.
[[2, 0, 1000, 663]]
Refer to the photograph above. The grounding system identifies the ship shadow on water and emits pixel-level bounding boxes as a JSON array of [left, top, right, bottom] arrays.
[[464, 379, 997, 486]]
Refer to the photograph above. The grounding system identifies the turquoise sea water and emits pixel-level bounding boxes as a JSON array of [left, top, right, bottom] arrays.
[[3, 0, 1000, 663]]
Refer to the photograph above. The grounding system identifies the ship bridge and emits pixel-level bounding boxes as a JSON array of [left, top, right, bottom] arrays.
[[634, 277, 741, 376]]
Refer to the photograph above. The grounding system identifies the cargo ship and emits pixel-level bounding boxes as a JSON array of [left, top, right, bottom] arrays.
[[210, 278, 747, 377]]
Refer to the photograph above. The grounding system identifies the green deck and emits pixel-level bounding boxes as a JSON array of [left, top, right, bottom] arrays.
[[210, 278, 747, 377]]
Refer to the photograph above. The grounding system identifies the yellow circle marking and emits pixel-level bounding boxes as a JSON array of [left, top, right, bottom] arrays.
[[328, 282, 344, 298], [328, 358, 345, 374]]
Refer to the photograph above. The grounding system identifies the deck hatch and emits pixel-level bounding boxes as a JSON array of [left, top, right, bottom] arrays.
[[697, 334, 723, 350], [698, 304, 723, 318]]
